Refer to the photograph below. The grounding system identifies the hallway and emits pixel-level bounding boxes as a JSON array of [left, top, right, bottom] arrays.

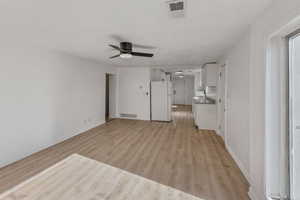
[[0, 106, 249, 200]]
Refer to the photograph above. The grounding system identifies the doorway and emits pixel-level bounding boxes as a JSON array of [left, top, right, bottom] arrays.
[[105, 73, 117, 122], [172, 76, 194, 105], [173, 78, 185, 105]]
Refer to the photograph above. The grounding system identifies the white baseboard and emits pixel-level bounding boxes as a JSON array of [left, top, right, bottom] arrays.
[[226, 144, 251, 183], [226, 145, 268, 200], [93, 120, 106, 128], [94, 120, 106, 127], [216, 129, 222, 136], [249, 187, 259, 200], [248, 186, 267, 200], [225, 144, 268, 200]]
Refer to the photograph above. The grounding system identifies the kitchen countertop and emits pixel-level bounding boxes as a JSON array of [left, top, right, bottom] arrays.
[[193, 96, 216, 105]]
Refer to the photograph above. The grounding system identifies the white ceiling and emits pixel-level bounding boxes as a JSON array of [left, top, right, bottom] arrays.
[[0, 0, 272, 67]]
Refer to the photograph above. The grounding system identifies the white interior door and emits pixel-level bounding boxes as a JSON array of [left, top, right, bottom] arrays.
[[184, 77, 194, 105], [173, 77, 194, 105], [173, 79, 185, 105], [151, 81, 168, 121]]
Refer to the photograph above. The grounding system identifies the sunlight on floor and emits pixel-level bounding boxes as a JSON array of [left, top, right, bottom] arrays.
[[0, 154, 204, 200]]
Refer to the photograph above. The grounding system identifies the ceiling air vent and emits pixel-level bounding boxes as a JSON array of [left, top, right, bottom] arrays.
[[169, 1, 184, 11], [166, 0, 186, 17]]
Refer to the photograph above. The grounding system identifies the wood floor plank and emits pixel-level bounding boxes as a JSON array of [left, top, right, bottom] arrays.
[[0, 105, 249, 200]]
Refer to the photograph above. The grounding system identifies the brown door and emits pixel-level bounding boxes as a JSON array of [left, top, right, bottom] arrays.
[[105, 74, 109, 122]]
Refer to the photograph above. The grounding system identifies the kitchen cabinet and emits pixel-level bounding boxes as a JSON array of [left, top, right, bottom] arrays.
[[193, 103, 217, 130], [205, 65, 218, 86]]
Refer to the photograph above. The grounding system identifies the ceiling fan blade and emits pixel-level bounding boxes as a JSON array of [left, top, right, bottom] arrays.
[[110, 54, 120, 59], [109, 44, 121, 51], [132, 44, 156, 50], [109, 35, 156, 50], [131, 52, 154, 57]]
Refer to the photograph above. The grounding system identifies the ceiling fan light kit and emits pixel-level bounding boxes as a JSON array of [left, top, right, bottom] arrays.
[[120, 53, 132, 59], [175, 71, 183, 75]]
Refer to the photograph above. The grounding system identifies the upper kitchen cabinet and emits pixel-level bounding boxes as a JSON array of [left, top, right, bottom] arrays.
[[194, 64, 219, 95], [205, 64, 219, 87], [194, 70, 205, 96]]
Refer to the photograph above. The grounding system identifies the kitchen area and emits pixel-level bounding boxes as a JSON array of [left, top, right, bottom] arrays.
[[192, 63, 219, 131], [150, 63, 220, 132]]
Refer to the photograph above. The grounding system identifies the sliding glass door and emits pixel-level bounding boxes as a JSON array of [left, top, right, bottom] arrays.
[[289, 32, 300, 200]]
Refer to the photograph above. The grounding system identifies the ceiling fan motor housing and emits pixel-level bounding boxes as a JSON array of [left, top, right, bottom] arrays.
[[120, 42, 132, 52]]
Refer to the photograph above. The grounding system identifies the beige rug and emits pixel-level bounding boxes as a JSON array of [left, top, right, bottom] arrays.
[[0, 154, 203, 200]]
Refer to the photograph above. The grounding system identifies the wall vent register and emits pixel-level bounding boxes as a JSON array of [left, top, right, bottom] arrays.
[[120, 113, 138, 119]]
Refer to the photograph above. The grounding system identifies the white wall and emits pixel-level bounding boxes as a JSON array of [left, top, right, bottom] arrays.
[[117, 67, 151, 120], [220, 0, 300, 199], [221, 34, 251, 181], [0, 46, 116, 168], [150, 68, 167, 81]]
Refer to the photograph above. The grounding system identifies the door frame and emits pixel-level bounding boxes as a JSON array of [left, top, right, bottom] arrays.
[[264, 26, 300, 200], [224, 64, 229, 146], [217, 63, 229, 144], [287, 30, 300, 200], [105, 73, 110, 122], [265, 35, 290, 200], [105, 73, 117, 122]]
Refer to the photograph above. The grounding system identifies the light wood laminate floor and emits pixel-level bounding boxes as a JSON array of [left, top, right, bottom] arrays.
[[0, 106, 249, 200]]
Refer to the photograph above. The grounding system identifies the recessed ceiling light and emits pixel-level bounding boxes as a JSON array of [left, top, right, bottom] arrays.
[[178, 75, 184, 78], [120, 53, 132, 59]]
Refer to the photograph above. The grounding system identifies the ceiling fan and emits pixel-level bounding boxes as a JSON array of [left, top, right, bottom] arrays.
[[109, 42, 154, 59]]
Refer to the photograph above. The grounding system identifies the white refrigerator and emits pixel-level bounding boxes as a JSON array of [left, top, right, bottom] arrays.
[[151, 80, 172, 122]]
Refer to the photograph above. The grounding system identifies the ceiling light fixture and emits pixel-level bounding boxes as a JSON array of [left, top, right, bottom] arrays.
[[175, 71, 183, 75], [120, 53, 133, 59], [178, 75, 185, 78]]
